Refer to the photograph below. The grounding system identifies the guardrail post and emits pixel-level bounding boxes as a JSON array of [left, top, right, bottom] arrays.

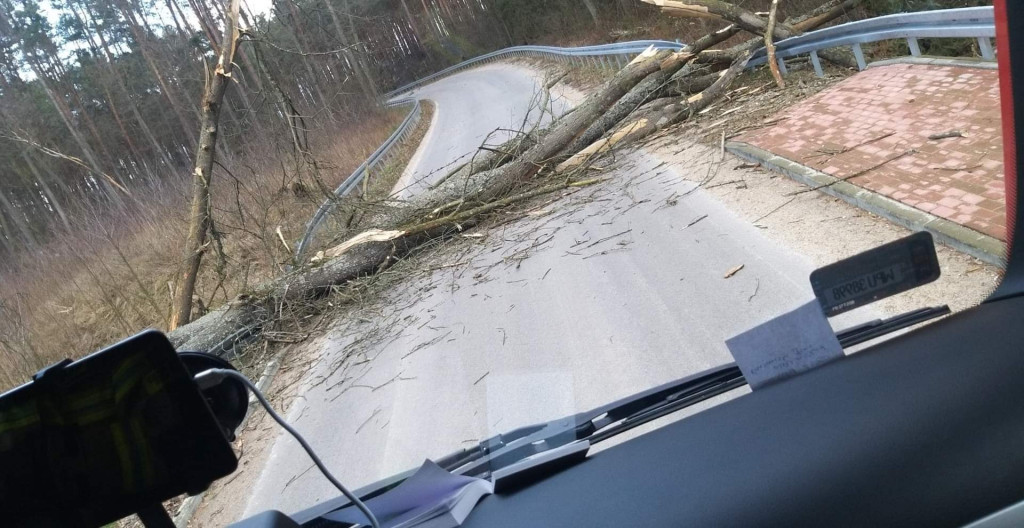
[[907, 37, 922, 57], [978, 37, 995, 60], [776, 56, 788, 76], [809, 50, 824, 78], [851, 43, 867, 71]]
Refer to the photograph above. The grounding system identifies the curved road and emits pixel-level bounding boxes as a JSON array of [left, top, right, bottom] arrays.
[[392, 63, 574, 199], [238, 63, 873, 519]]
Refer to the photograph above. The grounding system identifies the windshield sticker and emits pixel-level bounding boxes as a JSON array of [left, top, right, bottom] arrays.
[[726, 301, 844, 390]]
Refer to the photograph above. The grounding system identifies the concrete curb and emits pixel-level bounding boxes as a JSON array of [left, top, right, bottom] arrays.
[[868, 56, 998, 71], [173, 350, 287, 527], [726, 141, 1006, 267]]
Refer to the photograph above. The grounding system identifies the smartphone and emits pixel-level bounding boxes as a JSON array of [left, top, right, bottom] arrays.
[[0, 330, 238, 527]]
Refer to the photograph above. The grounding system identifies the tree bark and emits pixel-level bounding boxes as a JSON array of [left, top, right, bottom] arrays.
[[170, 0, 241, 330], [668, 69, 721, 95], [669, 0, 862, 96], [0, 187, 36, 248]]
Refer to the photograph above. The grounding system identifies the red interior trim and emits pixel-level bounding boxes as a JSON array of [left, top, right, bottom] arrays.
[[995, 0, 1017, 248]]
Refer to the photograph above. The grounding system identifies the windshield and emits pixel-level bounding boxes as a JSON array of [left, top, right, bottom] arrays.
[[0, 0, 1008, 525]]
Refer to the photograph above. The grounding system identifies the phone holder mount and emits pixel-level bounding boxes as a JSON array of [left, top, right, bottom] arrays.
[[1, 331, 243, 528]]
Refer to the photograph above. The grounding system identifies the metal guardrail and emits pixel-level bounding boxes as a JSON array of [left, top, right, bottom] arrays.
[[383, 40, 688, 100], [751, 6, 996, 77], [293, 97, 422, 262]]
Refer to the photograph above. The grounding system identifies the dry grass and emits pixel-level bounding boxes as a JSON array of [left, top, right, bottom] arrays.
[[0, 108, 409, 391]]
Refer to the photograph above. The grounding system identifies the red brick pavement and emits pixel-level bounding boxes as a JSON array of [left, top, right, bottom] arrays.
[[735, 63, 1006, 240]]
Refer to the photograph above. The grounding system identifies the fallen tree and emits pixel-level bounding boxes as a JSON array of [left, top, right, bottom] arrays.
[[168, 0, 862, 353]]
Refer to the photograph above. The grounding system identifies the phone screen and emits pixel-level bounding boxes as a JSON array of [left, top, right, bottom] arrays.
[[0, 331, 238, 527]]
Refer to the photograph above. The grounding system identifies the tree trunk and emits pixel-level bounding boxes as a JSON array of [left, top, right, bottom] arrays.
[[558, 49, 753, 170], [170, 0, 241, 330], [25, 60, 119, 201], [21, 151, 71, 231], [279, 0, 336, 117], [0, 187, 37, 248], [558, 21, 742, 158], [342, 0, 380, 101], [582, 0, 601, 29], [326, 0, 377, 101], [250, 39, 308, 155], [86, 2, 176, 168], [117, 0, 199, 150]]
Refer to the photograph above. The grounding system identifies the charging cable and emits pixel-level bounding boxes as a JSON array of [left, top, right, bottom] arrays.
[[195, 368, 381, 528]]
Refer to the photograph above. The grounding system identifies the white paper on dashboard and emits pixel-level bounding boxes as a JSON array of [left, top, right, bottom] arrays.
[[726, 300, 844, 389], [323, 459, 493, 528]]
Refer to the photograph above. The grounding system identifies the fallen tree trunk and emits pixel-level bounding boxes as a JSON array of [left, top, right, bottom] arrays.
[[168, 48, 671, 351], [558, 49, 753, 171], [661, 0, 860, 69], [665, 0, 862, 97], [557, 21, 747, 159], [668, 69, 722, 95], [168, 0, 863, 354], [399, 48, 671, 213]]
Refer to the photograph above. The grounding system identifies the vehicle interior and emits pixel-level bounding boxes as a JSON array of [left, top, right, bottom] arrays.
[[286, 3, 1024, 525], [2, 2, 1023, 527]]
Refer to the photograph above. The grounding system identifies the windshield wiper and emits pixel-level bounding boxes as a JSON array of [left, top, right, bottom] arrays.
[[438, 305, 952, 479], [298, 305, 954, 523], [438, 363, 746, 480], [834, 305, 950, 348]]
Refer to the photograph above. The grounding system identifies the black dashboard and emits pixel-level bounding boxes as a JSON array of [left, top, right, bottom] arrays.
[[461, 295, 1024, 527]]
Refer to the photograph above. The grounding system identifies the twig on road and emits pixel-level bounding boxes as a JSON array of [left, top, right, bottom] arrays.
[[355, 408, 382, 435], [685, 214, 709, 228]]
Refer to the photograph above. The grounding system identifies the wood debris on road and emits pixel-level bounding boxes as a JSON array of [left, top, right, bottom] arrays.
[[723, 264, 745, 278]]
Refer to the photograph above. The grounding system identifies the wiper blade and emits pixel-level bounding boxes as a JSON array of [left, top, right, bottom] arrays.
[[587, 366, 745, 444], [301, 307, 953, 523], [441, 306, 951, 478], [835, 305, 950, 348], [446, 364, 746, 479]]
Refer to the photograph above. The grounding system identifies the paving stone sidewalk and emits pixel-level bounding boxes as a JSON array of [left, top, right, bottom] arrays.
[[734, 62, 1005, 241]]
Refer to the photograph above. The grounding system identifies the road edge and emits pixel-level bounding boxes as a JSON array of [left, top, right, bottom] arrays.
[[725, 141, 1006, 267], [392, 98, 441, 197]]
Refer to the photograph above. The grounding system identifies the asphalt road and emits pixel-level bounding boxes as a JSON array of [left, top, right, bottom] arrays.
[[238, 64, 877, 519], [391, 63, 574, 200]]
